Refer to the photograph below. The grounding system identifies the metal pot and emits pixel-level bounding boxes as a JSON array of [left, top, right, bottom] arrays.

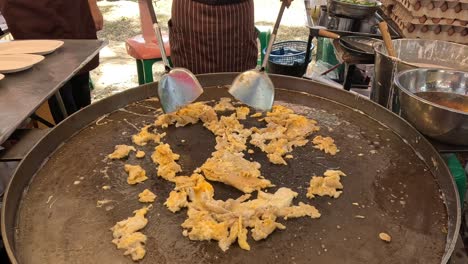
[[328, 0, 382, 19], [394, 69, 468, 146], [372, 39, 468, 109]]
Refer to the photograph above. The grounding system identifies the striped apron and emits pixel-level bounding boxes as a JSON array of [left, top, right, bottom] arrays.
[[169, 0, 258, 74]]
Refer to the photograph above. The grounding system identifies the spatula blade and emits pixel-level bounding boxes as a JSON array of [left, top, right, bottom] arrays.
[[229, 70, 274, 111], [158, 68, 203, 113]]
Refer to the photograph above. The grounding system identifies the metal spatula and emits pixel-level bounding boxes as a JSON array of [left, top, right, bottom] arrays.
[[153, 14, 203, 113], [229, 2, 288, 111]]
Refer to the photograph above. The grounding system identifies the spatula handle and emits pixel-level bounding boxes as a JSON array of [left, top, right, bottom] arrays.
[[378, 21, 396, 57], [261, 2, 287, 70], [153, 12, 171, 71], [318, 29, 340, 39]]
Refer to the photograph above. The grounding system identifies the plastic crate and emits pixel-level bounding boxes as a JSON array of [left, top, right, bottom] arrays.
[[263, 41, 314, 77]]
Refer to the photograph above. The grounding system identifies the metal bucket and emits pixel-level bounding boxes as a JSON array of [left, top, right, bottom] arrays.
[[371, 39, 468, 109]]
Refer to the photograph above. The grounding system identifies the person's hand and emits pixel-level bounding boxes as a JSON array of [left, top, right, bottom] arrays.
[[89, 0, 104, 31], [282, 0, 294, 7]]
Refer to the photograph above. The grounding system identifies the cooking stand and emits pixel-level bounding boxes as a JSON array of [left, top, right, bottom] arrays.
[[304, 6, 401, 91]]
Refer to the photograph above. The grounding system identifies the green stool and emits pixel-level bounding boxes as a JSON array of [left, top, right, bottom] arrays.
[[255, 26, 272, 67], [136, 58, 173, 85]]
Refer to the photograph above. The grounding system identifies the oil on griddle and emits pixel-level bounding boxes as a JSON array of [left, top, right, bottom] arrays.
[[15, 88, 447, 264]]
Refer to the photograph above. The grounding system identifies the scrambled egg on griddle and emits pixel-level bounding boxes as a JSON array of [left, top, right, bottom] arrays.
[[164, 173, 213, 213], [312, 135, 339, 155], [180, 182, 321, 252], [135, 150, 145, 158], [108, 145, 136, 159], [124, 164, 148, 185], [205, 113, 252, 152], [155, 102, 217, 128], [151, 143, 182, 181], [250, 105, 320, 165], [213, 97, 236, 112], [138, 189, 156, 203], [132, 125, 166, 146], [165, 189, 189, 213], [235, 106, 250, 120], [307, 170, 346, 199], [199, 112, 273, 193], [204, 113, 246, 136], [110, 99, 336, 257], [111, 206, 151, 261], [201, 150, 273, 193]]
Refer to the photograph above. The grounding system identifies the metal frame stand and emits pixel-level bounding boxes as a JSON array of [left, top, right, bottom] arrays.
[[54, 91, 68, 119]]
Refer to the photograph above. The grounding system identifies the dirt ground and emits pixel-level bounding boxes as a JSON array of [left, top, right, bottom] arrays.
[[91, 0, 309, 101]]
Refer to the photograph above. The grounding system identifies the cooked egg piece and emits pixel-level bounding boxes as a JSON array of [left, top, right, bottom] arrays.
[[135, 150, 145, 158], [312, 135, 339, 155], [111, 206, 151, 261], [132, 125, 166, 146], [108, 145, 136, 159], [214, 97, 236, 112], [250, 105, 319, 165], [200, 150, 273, 193], [151, 143, 182, 181], [155, 102, 217, 128], [138, 189, 156, 203], [236, 106, 250, 120], [250, 112, 262, 118], [124, 164, 148, 185], [307, 170, 346, 199], [379, 232, 392, 242]]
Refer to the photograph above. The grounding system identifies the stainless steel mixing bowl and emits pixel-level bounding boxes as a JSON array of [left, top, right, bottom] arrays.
[[372, 39, 468, 109], [394, 69, 468, 146]]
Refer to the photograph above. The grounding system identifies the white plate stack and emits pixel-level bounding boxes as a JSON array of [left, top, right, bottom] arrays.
[[0, 40, 64, 74], [380, 0, 468, 44]]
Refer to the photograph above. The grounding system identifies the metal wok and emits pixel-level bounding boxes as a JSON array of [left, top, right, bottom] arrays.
[[328, 0, 383, 19], [1, 73, 460, 264]]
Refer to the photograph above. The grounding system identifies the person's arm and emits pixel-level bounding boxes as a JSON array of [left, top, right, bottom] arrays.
[[88, 0, 103, 31]]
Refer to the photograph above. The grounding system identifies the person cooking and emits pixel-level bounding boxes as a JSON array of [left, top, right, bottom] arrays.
[[0, 0, 103, 123], [169, 0, 293, 74]]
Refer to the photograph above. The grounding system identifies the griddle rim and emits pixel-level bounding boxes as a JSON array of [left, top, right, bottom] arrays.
[[1, 73, 460, 264]]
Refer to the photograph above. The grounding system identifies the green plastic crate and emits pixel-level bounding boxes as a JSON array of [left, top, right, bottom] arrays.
[[443, 154, 467, 206]]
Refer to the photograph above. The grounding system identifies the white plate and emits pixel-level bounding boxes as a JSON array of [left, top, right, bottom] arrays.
[[0, 54, 45, 73], [0, 73, 4, 81], [0, 40, 64, 55]]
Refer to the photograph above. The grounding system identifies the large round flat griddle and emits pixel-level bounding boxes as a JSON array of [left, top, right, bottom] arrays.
[[2, 74, 460, 264]]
